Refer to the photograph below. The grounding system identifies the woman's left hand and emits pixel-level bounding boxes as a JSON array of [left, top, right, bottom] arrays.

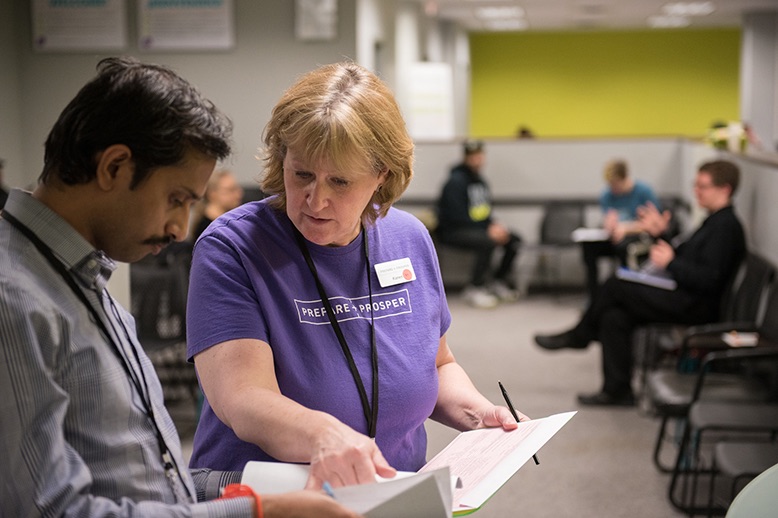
[[476, 405, 524, 430]]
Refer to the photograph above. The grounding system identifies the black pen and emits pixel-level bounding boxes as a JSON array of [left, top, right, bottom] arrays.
[[499, 380, 540, 465]]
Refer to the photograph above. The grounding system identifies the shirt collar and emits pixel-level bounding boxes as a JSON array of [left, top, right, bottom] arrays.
[[4, 189, 117, 290]]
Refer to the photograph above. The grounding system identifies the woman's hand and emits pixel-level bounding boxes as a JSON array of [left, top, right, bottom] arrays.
[[305, 420, 396, 489], [476, 405, 523, 430], [195, 339, 394, 490]]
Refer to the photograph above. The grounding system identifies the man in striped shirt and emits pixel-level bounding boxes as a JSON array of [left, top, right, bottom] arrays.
[[0, 57, 356, 518]]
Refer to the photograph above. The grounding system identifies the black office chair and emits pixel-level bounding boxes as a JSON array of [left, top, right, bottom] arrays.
[[535, 201, 585, 291], [130, 241, 199, 409], [646, 262, 777, 474], [667, 347, 778, 515], [635, 252, 776, 401], [707, 442, 778, 515], [648, 280, 778, 514]]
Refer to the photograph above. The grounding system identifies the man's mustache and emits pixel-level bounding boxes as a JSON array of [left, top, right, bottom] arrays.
[[142, 236, 174, 247]]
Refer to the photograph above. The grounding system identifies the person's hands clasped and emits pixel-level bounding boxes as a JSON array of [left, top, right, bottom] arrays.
[[305, 421, 396, 490], [603, 209, 619, 235], [636, 201, 672, 237], [649, 239, 675, 269]]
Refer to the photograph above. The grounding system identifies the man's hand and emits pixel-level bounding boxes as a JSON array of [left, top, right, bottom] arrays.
[[649, 239, 675, 269], [603, 209, 619, 234], [263, 490, 363, 518], [636, 202, 671, 237], [487, 223, 510, 245]]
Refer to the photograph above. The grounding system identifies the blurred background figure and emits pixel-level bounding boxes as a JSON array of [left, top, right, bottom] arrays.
[[0, 158, 9, 209], [581, 159, 660, 300], [191, 169, 244, 241], [517, 125, 535, 139], [436, 140, 523, 308]]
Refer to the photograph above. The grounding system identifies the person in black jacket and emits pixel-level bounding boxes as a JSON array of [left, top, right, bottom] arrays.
[[534, 160, 746, 406], [436, 140, 522, 308]]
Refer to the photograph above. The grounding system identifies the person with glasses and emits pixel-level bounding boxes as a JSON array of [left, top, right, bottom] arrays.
[[534, 160, 746, 407]]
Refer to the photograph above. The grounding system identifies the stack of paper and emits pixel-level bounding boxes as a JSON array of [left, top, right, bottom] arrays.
[[571, 227, 610, 242], [615, 266, 677, 290], [420, 411, 576, 515], [239, 411, 577, 516], [240, 462, 453, 517]]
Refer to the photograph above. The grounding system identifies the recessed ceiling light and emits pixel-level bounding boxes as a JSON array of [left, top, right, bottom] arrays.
[[475, 6, 525, 20], [648, 15, 691, 28], [662, 2, 715, 17], [482, 18, 529, 31]]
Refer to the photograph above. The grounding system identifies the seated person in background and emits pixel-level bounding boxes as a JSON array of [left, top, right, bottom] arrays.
[[186, 62, 523, 489], [581, 158, 661, 299], [534, 160, 746, 407], [0, 56, 356, 517], [191, 168, 244, 241], [435, 140, 522, 308], [0, 158, 9, 209]]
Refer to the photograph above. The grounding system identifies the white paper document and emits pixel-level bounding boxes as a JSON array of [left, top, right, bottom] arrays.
[[240, 411, 576, 516], [571, 227, 610, 242], [721, 331, 759, 347], [240, 462, 453, 517], [420, 411, 576, 515], [616, 266, 677, 290]]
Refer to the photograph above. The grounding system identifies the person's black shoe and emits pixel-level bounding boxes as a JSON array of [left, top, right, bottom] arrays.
[[534, 331, 587, 351], [577, 391, 635, 407]]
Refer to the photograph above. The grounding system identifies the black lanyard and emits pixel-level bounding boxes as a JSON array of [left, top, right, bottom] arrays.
[[293, 226, 379, 438], [1, 210, 192, 501]]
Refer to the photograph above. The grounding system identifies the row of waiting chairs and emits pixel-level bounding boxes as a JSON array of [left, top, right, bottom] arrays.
[[130, 241, 200, 411], [632, 251, 778, 516]]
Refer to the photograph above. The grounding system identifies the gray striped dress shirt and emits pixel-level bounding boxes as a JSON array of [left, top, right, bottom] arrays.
[[0, 190, 249, 517]]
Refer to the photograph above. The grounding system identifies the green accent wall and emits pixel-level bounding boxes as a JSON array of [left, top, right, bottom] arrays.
[[469, 28, 741, 138]]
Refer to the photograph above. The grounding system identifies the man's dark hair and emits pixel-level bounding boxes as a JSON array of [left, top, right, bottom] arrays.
[[699, 160, 740, 196], [463, 139, 484, 156], [40, 56, 232, 188]]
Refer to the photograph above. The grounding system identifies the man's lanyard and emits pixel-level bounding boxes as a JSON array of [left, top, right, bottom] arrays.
[[1, 210, 192, 502], [293, 226, 379, 438]]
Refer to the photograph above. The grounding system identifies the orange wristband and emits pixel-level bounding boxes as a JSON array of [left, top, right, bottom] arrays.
[[219, 483, 263, 518]]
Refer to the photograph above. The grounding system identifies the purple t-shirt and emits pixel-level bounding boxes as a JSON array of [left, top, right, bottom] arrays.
[[186, 198, 451, 472]]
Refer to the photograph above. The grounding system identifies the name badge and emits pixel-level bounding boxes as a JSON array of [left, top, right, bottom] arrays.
[[374, 257, 416, 288]]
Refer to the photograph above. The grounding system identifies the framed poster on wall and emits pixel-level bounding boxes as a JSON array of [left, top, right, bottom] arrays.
[[138, 0, 234, 51], [32, 0, 127, 52], [295, 0, 337, 41]]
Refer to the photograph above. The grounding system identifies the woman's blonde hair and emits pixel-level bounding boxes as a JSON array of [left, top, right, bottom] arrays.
[[259, 62, 414, 225]]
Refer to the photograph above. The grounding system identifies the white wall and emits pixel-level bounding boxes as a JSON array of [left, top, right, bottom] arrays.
[[740, 12, 778, 153], [3, 0, 778, 269], [410, 138, 686, 200], [6, 0, 358, 189], [0, 1, 24, 188]]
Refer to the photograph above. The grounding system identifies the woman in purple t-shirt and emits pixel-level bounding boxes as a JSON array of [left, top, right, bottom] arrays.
[[187, 62, 525, 491]]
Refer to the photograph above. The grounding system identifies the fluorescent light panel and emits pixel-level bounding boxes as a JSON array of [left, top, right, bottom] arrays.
[[475, 6, 525, 19], [648, 15, 691, 27], [662, 2, 715, 17]]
